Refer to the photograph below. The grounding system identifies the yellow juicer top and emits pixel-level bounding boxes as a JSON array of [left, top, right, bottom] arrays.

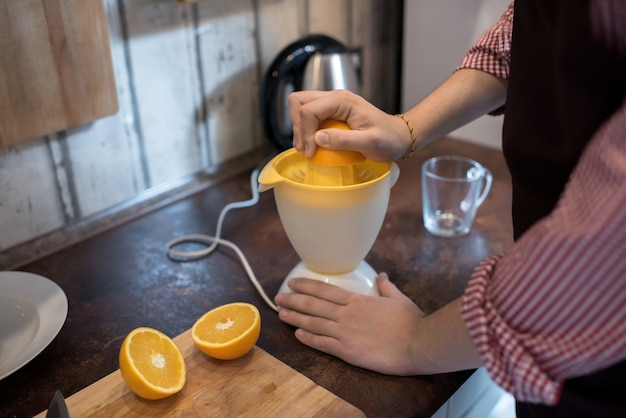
[[258, 120, 395, 192]]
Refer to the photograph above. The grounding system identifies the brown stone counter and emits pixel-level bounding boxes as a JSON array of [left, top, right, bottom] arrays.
[[0, 138, 513, 417]]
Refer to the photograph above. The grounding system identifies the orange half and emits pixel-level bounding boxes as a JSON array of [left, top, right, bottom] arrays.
[[310, 120, 366, 166], [119, 327, 186, 400], [191, 302, 261, 360]]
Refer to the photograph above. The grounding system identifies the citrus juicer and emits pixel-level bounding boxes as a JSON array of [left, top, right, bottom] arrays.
[[258, 121, 400, 296]]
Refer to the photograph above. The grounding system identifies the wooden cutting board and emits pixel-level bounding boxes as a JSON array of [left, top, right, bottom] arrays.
[[35, 329, 364, 417], [0, 0, 118, 147]]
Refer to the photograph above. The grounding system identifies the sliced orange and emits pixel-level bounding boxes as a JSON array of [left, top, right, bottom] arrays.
[[119, 327, 186, 400], [318, 119, 350, 130], [191, 302, 261, 360], [308, 147, 366, 166], [310, 120, 366, 167]]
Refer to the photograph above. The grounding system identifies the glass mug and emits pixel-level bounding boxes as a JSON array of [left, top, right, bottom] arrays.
[[421, 155, 492, 237]]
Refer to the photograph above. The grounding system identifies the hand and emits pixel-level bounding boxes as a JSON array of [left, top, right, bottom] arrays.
[[274, 273, 427, 375], [288, 90, 414, 161]]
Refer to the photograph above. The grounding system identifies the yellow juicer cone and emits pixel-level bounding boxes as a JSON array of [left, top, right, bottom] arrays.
[[303, 120, 366, 186]]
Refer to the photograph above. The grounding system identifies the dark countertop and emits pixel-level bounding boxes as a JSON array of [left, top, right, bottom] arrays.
[[0, 138, 513, 418]]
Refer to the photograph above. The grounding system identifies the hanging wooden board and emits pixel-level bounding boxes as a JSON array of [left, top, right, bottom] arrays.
[[0, 0, 118, 147]]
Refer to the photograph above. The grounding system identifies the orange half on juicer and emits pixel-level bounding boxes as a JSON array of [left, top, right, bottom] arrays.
[[304, 120, 366, 186]]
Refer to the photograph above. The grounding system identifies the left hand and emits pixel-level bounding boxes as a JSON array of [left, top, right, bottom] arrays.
[[274, 273, 426, 375]]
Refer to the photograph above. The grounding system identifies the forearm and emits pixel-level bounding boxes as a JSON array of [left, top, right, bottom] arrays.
[[289, 69, 507, 162], [401, 68, 508, 151], [409, 297, 482, 374], [399, 1, 514, 152]]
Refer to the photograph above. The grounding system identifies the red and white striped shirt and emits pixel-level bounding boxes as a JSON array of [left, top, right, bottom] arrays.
[[459, 1, 626, 405]]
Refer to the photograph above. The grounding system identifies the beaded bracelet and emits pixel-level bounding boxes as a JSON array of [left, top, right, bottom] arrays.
[[395, 113, 417, 161]]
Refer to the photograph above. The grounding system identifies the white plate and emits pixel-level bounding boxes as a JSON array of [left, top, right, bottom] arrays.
[[0, 271, 68, 380]]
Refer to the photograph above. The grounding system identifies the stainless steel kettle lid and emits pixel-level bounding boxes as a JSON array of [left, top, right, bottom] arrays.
[[302, 51, 360, 93], [259, 34, 360, 151]]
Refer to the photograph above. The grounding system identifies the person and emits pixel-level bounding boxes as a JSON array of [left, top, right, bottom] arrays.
[[274, 1, 626, 416]]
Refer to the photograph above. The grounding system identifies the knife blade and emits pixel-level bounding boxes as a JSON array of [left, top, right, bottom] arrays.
[[46, 390, 70, 418]]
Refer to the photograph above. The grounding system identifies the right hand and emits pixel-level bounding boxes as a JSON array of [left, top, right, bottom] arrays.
[[275, 273, 429, 375], [288, 90, 414, 161]]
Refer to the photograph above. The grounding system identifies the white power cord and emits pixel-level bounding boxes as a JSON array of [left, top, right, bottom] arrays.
[[165, 164, 280, 312]]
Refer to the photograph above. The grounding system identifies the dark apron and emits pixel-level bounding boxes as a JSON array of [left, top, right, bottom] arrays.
[[502, 0, 626, 416]]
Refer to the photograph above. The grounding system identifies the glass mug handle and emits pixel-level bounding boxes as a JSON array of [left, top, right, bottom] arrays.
[[475, 168, 493, 207], [460, 167, 492, 212]]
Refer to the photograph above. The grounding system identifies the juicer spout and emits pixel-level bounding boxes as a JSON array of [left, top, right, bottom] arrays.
[[257, 161, 282, 192]]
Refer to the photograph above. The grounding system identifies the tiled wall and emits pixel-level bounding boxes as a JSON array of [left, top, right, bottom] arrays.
[[0, 0, 401, 267]]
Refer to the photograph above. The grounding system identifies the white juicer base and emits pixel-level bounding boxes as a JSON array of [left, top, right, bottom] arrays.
[[277, 260, 380, 296]]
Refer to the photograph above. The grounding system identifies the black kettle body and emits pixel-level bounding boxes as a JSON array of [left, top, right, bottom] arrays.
[[260, 34, 360, 150]]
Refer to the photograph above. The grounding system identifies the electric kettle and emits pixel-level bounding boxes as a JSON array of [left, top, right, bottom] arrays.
[[260, 34, 361, 150]]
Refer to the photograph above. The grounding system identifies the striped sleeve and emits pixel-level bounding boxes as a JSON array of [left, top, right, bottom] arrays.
[[458, 1, 514, 80], [461, 95, 626, 404], [456, 1, 513, 116]]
